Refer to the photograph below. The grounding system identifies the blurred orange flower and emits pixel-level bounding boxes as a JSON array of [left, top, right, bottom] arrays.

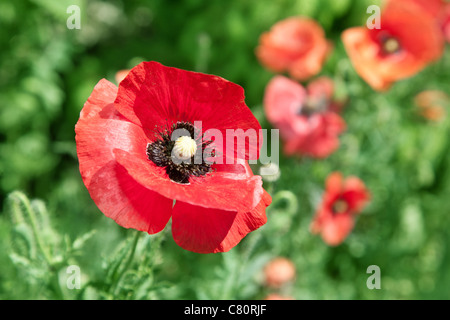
[[264, 75, 346, 158], [256, 17, 332, 81], [414, 90, 449, 121], [311, 172, 370, 246], [264, 294, 294, 300], [264, 257, 296, 288], [342, 1, 444, 91]]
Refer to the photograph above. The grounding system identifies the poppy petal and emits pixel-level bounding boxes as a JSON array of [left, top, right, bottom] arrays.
[[172, 189, 271, 253], [114, 61, 261, 161], [75, 78, 128, 186], [76, 113, 149, 188], [75, 79, 173, 233], [325, 171, 344, 196], [343, 176, 371, 213], [320, 214, 355, 246], [263, 75, 307, 125], [113, 149, 264, 213], [89, 161, 173, 234]]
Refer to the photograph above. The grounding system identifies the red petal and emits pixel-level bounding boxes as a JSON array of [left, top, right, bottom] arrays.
[[75, 79, 172, 233], [75, 79, 124, 186], [76, 114, 149, 188], [307, 76, 334, 101], [114, 149, 264, 213], [75, 79, 123, 124], [342, 176, 370, 213], [325, 172, 344, 196], [89, 161, 172, 233], [320, 213, 355, 246], [263, 76, 307, 125], [172, 189, 271, 253], [114, 61, 261, 160]]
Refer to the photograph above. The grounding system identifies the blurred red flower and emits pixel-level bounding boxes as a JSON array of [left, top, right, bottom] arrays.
[[264, 294, 294, 300], [264, 257, 296, 288], [342, 1, 444, 91], [256, 17, 332, 81], [75, 61, 271, 254], [264, 75, 346, 158], [311, 172, 370, 246]]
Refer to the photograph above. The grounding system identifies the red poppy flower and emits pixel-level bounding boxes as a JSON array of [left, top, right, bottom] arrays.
[[342, 1, 444, 91], [75, 61, 271, 254], [310, 172, 370, 246], [264, 75, 346, 158], [256, 17, 332, 81]]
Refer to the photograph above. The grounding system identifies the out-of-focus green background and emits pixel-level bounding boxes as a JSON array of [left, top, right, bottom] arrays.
[[0, 0, 449, 300]]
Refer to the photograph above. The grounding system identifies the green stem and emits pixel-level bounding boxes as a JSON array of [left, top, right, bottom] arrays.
[[9, 192, 65, 299], [10, 191, 53, 265], [111, 231, 141, 298]]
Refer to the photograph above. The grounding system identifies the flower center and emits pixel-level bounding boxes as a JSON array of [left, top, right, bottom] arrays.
[[298, 95, 327, 117], [146, 121, 214, 185], [382, 37, 400, 54], [173, 136, 197, 160], [332, 199, 348, 214]]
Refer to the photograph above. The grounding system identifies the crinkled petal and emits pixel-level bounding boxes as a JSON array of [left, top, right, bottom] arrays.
[[114, 61, 261, 161], [172, 184, 271, 253], [75, 79, 172, 233], [89, 161, 173, 233], [114, 149, 264, 213]]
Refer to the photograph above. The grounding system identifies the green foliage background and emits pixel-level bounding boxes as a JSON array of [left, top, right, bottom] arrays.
[[0, 0, 449, 299]]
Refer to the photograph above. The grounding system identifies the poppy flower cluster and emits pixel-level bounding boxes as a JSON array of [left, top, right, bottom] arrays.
[[256, 17, 346, 159], [75, 61, 271, 254], [310, 172, 370, 246], [342, 0, 445, 91]]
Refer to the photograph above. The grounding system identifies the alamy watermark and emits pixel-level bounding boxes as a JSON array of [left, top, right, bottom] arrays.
[[66, 265, 81, 289], [366, 265, 381, 289], [366, 5, 381, 29], [67, 5, 81, 30]]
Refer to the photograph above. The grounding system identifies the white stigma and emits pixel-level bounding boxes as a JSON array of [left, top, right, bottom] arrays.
[[173, 136, 197, 160]]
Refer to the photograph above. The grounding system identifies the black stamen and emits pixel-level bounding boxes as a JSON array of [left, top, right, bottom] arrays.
[[146, 121, 214, 184]]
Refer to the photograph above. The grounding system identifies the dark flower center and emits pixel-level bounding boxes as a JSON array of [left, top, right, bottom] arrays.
[[146, 121, 214, 185], [332, 198, 349, 215], [381, 36, 401, 55], [297, 95, 328, 117]]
